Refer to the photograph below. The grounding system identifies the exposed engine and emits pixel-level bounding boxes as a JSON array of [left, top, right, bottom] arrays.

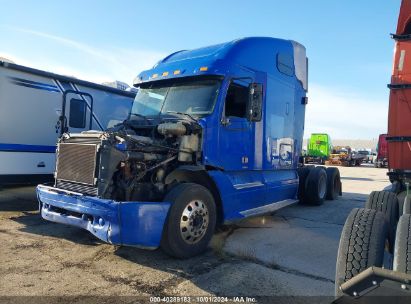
[[54, 117, 202, 201]]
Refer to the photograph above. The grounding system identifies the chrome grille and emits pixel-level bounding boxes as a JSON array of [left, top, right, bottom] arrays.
[[56, 143, 98, 185]]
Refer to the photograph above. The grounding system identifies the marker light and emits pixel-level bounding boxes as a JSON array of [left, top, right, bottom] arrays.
[[199, 66, 208, 71], [173, 70, 181, 75], [151, 73, 158, 79], [162, 72, 169, 77]]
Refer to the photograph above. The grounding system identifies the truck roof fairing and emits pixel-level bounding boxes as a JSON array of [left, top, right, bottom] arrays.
[[134, 37, 308, 91]]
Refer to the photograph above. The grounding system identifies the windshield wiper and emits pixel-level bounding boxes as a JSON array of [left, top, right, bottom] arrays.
[[165, 111, 196, 121]]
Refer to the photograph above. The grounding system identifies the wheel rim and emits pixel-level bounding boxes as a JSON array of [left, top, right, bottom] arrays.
[[318, 175, 326, 199], [180, 200, 209, 244]]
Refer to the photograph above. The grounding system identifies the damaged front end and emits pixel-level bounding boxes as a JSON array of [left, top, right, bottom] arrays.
[[37, 117, 203, 247]]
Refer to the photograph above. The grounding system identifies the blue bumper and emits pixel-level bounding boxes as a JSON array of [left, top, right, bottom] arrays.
[[36, 185, 171, 249]]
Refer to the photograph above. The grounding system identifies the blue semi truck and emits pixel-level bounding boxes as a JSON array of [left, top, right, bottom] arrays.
[[36, 37, 342, 258]]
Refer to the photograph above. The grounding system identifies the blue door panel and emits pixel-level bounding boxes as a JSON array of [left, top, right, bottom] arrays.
[[218, 118, 252, 170]]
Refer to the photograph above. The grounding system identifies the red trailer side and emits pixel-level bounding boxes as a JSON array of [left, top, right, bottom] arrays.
[[388, 0, 411, 172]]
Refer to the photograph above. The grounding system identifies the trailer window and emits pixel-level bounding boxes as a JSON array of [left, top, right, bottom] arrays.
[[224, 83, 248, 118], [69, 98, 86, 128], [277, 53, 294, 76]]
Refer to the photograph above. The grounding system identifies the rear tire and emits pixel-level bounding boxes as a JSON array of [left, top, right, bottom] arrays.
[[335, 208, 387, 297], [325, 167, 341, 200], [393, 214, 411, 274], [397, 191, 407, 216], [161, 183, 216, 259], [304, 167, 327, 205], [391, 181, 402, 194], [404, 196, 411, 215], [365, 191, 399, 252], [297, 167, 310, 203]]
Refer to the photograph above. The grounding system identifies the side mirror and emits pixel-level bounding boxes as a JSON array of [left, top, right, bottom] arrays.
[[247, 83, 263, 122]]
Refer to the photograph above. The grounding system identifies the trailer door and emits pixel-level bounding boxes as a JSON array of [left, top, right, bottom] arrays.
[[60, 91, 94, 134]]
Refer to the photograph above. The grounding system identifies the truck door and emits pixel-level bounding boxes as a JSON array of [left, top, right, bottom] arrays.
[[217, 77, 268, 213], [218, 81, 252, 170]]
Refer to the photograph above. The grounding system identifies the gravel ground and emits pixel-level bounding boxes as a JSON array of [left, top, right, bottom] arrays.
[[0, 165, 390, 300]]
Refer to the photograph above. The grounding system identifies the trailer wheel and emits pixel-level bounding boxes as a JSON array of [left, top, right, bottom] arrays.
[[325, 167, 341, 200], [304, 167, 327, 205], [365, 191, 399, 252], [335, 208, 387, 296], [393, 214, 411, 274], [160, 183, 216, 259]]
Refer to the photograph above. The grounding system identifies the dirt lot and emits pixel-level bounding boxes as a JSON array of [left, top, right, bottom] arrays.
[[0, 165, 390, 299]]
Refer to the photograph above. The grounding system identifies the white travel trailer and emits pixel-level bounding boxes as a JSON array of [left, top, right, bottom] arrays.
[[0, 60, 135, 184]]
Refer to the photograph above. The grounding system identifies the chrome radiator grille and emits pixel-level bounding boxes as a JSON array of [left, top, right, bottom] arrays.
[[56, 143, 98, 186]]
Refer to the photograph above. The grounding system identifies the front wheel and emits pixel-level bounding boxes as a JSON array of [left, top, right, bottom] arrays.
[[161, 183, 216, 258]]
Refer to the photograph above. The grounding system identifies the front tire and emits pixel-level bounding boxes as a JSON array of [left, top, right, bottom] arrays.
[[161, 183, 216, 259]]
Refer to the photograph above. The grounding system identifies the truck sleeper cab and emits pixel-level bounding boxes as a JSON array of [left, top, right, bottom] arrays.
[[37, 37, 340, 258]]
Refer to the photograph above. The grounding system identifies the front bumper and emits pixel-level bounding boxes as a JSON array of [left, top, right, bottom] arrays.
[[36, 185, 171, 249]]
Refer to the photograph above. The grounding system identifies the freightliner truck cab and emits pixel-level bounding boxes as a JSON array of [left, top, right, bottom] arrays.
[[37, 37, 341, 258]]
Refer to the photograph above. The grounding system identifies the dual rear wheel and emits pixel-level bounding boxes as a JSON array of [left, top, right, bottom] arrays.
[[335, 191, 411, 296], [297, 166, 341, 205]]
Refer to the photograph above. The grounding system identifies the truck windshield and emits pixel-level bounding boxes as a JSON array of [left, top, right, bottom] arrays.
[[131, 79, 221, 117]]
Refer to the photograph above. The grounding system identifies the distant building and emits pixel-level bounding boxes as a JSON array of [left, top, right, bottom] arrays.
[[102, 80, 138, 93]]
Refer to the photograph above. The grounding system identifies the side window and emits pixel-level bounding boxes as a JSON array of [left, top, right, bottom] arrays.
[[69, 98, 86, 128], [224, 83, 248, 118], [277, 53, 294, 76]]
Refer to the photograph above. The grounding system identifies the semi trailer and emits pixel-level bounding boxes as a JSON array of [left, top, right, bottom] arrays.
[[36, 37, 342, 258], [334, 1, 411, 301], [0, 60, 135, 185]]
